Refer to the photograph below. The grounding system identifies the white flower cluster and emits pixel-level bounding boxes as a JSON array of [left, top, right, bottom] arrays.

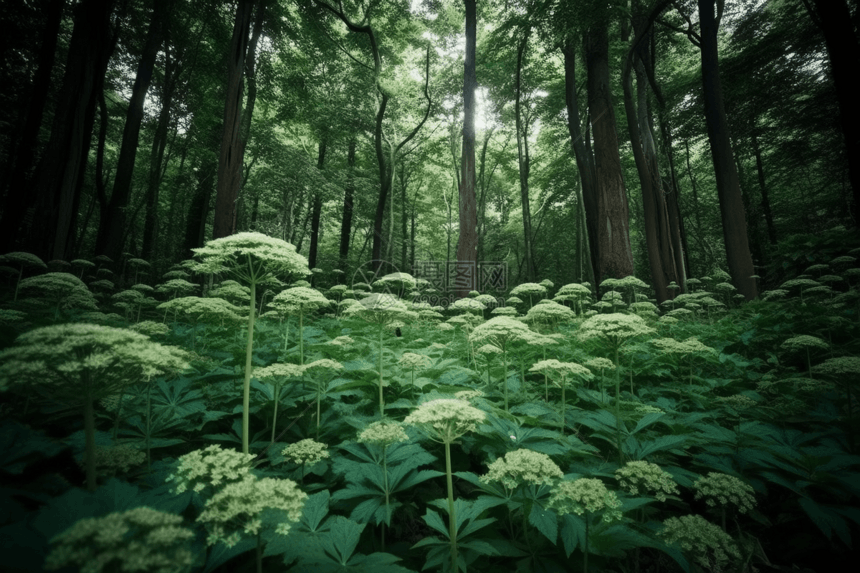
[[165, 445, 255, 495], [404, 399, 486, 444], [659, 514, 741, 569], [454, 389, 484, 401], [614, 461, 679, 502], [577, 313, 655, 344], [780, 335, 829, 352], [130, 321, 170, 337], [357, 421, 410, 447], [44, 506, 194, 573], [78, 444, 146, 477], [549, 478, 623, 522], [693, 472, 756, 514], [479, 449, 563, 491], [529, 359, 593, 385], [399, 352, 432, 370], [197, 475, 307, 547], [281, 439, 330, 466]]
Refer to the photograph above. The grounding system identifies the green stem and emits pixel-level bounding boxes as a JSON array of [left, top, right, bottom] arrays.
[[383, 447, 390, 551], [503, 346, 509, 412], [256, 531, 262, 573], [146, 378, 152, 472], [614, 345, 622, 464], [316, 380, 322, 440], [561, 381, 566, 437], [584, 515, 590, 573], [271, 381, 281, 444], [445, 441, 458, 572], [83, 387, 97, 492], [379, 324, 385, 416], [112, 392, 125, 440], [242, 281, 257, 455], [299, 308, 304, 366]]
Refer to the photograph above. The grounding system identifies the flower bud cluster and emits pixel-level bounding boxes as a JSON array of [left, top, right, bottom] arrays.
[[357, 421, 409, 448], [480, 449, 563, 491], [549, 478, 623, 523], [165, 445, 255, 495], [281, 439, 330, 466], [693, 472, 756, 514], [614, 461, 679, 502], [659, 514, 741, 569]]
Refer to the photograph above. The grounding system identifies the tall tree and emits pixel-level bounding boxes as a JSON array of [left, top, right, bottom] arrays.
[[514, 28, 536, 282], [584, 16, 635, 285], [696, 0, 757, 299], [338, 137, 356, 280], [801, 0, 860, 227], [23, 0, 118, 261], [212, 0, 257, 240], [97, 0, 171, 261], [307, 139, 326, 270], [0, 0, 66, 254], [455, 0, 478, 296]]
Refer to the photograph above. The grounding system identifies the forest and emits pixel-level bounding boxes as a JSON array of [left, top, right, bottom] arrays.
[[1, 0, 859, 572]]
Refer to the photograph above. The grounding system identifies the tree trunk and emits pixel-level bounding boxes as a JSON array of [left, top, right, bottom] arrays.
[[142, 45, 179, 260], [584, 21, 634, 285], [0, 0, 65, 254], [698, 0, 757, 299], [807, 0, 860, 228], [515, 30, 535, 283], [308, 140, 326, 270], [184, 156, 216, 259], [97, 0, 169, 261], [455, 0, 478, 297], [750, 121, 776, 245], [212, 0, 255, 240], [658, 111, 688, 289], [400, 164, 409, 271], [562, 37, 599, 288], [338, 138, 356, 281], [621, 13, 679, 303]]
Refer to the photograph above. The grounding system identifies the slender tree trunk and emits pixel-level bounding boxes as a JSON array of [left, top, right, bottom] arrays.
[[562, 37, 600, 288], [698, 0, 757, 299], [308, 140, 326, 270], [142, 47, 179, 260], [23, 0, 117, 261], [338, 137, 356, 280], [515, 30, 535, 283], [455, 0, 479, 296], [400, 164, 409, 270], [750, 121, 776, 245], [0, 0, 65, 254], [97, 0, 169, 261], [184, 156, 216, 258], [213, 0, 256, 240], [584, 21, 634, 285], [658, 111, 688, 289], [621, 11, 679, 303], [806, 0, 860, 227]]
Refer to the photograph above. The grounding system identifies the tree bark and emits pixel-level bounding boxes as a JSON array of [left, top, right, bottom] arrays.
[[698, 0, 757, 299], [24, 0, 117, 262], [562, 37, 599, 288], [621, 8, 679, 303], [338, 137, 356, 281], [142, 44, 180, 260], [308, 140, 326, 270], [806, 0, 860, 228], [96, 0, 169, 261], [750, 119, 776, 245], [0, 0, 66, 254], [184, 156, 216, 259], [515, 30, 535, 283], [584, 21, 634, 285], [212, 0, 256, 240], [455, 0, 478, 297]]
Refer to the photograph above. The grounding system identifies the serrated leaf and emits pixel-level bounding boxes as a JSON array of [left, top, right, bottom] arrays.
[[560, 513, 586, 557], [423, 508, 449, 537]]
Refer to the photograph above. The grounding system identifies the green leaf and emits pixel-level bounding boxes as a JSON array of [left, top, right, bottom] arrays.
[[798, 497, 851, 544], [423, 508, 449, 537], [324, 516, 365, 564], [202, 537, 256, 573], [560, 513, 587, 557], [529, 503, 557, 544]]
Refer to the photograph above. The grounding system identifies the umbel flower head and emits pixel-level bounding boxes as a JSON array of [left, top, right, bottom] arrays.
[[272, 286, 331, 310], [615, 461, 679, 502], [404, 398, 486, 444], [166, 444, 256, 496], [529, 359, 593, 386], [780, 335, 829, 352], [651, 336, 716, 356], [187, 232, 309, 281], [548, 478, 623, 523], [343, 293, 413, 324], [254, 362, 305, 380], [694, 472, 756, 514], [357, 420, 410, 448], [281, 439, 330, 466], [197, 475, 307, 547], [399, 352, 432, 370], [78, 444, 146, 477], [479, 449, 563, 491], [468, 316, 534, 350], [659, 514, 741, 570], [577, 312, 655, 347], [44, 506, 195, 573]]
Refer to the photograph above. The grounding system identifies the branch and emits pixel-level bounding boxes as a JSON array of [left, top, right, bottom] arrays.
[[624, 0, 674, 107], [670, 1, 702, 47], [394, 44, 432, 155], [318, 23, 374, 72]]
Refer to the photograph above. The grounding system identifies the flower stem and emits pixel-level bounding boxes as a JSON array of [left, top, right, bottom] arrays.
[[378, 324, 385, 416], [256, 532, 262, 573], [242, 280, 257, 455], [445, 441, 458, 572], [271, 381, 281, 444]]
